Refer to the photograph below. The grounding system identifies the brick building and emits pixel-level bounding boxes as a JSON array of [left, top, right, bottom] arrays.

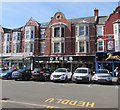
[[96, 5, 120, 76], [0, 5, 120, 72]]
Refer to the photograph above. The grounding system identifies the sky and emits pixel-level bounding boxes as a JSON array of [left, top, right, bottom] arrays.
[[1, 1, 119, 29]]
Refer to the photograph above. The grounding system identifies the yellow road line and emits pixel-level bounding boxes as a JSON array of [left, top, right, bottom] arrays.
[[1, 100, 59, 108]]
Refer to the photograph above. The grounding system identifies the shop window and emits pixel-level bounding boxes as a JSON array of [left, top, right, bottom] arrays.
[[79, 42, 84, 52]]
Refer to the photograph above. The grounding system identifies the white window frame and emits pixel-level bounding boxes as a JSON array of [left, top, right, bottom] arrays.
[[97, 39, 104, 52], [53, 26, 65, 38], [4, 33, 10, 42], [41, 42, 45, 53], [97, 26, 103, 36], [41, 29, 45, 39], [25, 26, 35, 40], [13, 32, 21, 41], [53, 42, 65, 53]]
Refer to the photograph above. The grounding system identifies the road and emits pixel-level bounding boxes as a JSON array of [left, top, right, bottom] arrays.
[[1, 79, 119, 109]]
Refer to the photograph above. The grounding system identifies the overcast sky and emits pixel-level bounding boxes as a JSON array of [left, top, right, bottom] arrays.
[[1, 2, 119, 29]]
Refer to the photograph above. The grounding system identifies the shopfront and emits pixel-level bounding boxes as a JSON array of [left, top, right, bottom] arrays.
[[95, 52, 120, 76], [23, 55, 95, 72]]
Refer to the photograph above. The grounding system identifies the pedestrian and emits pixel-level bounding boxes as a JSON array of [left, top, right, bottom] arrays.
[[114, 67, 119, 77]]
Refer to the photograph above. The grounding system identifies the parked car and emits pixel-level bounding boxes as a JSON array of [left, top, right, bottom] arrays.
[[0, 68, 7, 78], [50, 68, 72, 82], [72, 68, 92, 83], [92, 69, 112, 84], [2, 69, 17, 79], [12, 69, 31, 81], [32, 68, 52, 81]]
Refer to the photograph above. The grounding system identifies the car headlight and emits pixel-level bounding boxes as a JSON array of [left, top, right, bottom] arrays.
[[93, 75, 98, 80], [61, 74, 66, 77]]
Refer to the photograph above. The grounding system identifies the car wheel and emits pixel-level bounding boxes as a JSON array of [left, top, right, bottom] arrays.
[[65, 76, 68, 83]]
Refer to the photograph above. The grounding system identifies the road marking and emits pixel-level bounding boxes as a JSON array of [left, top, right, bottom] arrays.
[[47, 106, 55, 108], [44, 98, 95, 108], [1, 100, 59, 108], [88, 84, 91, 87], [115, 85, 118, 89], [0, 100, 8, 103]]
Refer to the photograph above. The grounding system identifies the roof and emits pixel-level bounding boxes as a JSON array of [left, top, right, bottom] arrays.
[[97, 16, 108, 25], [68, 16, 96, 24], [113, 19, 120, 23], [2, 27, 11, 33]]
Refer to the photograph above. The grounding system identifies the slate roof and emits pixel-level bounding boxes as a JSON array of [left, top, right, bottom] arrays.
[[68, 16, 96, 24], [2, 27, 11, 33], [97, 16, 108, 25]]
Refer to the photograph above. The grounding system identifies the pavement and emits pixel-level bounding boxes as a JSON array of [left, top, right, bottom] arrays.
[[1, 79, 119, 109]]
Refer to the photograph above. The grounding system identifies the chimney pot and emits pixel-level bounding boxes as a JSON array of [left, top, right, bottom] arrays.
[[94, 8, 99, 17]]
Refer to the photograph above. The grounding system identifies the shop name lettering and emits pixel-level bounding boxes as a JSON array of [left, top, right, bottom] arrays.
[[44, 98, 95, 108], [50, 57, 73, 61]]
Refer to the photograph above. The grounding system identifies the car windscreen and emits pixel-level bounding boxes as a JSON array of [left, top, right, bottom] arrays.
[[6, 69, 14, 73], [33, 68, 42, 72], [75, 69, 88, 73], [55, 69, 66, 72], [96, 70, 109, 74], [18, 70, 25, 73]]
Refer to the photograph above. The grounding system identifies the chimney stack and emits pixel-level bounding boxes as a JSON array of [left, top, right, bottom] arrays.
[[94, 8, 99, 17]]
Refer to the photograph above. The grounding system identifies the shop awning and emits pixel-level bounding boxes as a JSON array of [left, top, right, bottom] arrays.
[[3, 56, 25, 61]]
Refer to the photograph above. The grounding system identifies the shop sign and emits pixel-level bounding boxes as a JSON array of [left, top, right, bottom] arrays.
[[49, 56, 73, 61]]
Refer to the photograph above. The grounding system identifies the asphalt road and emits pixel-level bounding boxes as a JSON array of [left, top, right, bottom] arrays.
[[1, 79, 119, 109]]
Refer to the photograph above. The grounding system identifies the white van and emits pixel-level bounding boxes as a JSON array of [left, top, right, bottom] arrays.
[[72, 68, 92, 83]]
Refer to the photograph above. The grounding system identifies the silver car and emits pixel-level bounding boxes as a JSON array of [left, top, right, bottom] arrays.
[[92, 69, 112, 84]]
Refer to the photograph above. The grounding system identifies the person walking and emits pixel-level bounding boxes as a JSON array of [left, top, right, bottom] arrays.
[[114, 67, 119, 77]]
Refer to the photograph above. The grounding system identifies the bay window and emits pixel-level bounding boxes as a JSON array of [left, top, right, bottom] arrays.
[[25, 26, 35, 39], [53, 42, 64, 53], [53, 27, 65, 37]]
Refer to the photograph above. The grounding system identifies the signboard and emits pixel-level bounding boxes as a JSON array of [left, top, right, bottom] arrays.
[[106, 40, 115, 51], [96, 52, 120, 61]]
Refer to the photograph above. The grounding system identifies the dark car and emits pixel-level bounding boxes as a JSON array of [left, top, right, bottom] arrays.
[[12, 69, 32, 81], [32, 68, 52, 81], [2, 69, 18, 79]]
